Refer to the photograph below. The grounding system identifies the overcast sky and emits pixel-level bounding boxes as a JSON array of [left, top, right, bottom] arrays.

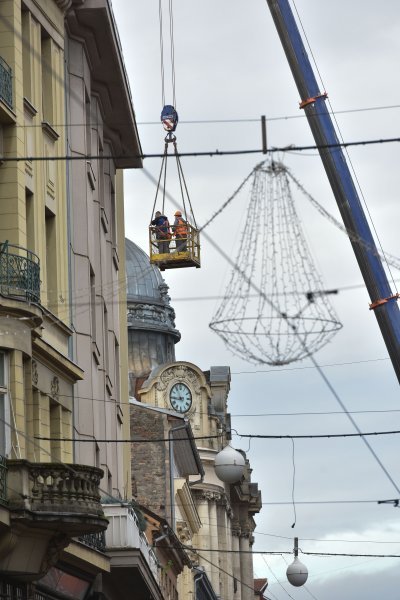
[[111, 1, 400, 598]]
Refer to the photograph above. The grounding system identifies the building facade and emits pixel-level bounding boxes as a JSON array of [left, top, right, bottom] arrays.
[[125, 241, 262, 600], [0, 0, 144, 598]]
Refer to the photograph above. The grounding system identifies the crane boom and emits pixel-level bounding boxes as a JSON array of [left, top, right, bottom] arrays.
[[266, 0, 400, 384]]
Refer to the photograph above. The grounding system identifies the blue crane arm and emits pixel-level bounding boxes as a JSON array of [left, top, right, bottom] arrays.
[[266, 0, 400, 384]]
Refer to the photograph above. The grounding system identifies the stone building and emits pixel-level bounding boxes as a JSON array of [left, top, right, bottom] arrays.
[[126, 240, 262, 600], [0, 1, 149, 599]]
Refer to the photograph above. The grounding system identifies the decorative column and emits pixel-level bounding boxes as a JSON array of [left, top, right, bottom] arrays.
[[232, 521, 241, 598], [195, 492, 212, 583], [218, 496, 233, 599], [239, 525, 253, 600], [208, 493, 220, 594]]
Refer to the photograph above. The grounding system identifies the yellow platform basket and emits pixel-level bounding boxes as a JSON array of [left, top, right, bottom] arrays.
[[149, 224, 201, 271]]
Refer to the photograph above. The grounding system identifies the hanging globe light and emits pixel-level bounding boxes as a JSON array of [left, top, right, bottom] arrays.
[[214, 445, 245, 484], [286, 557, 308, 587], [286, 538, 308, 587]]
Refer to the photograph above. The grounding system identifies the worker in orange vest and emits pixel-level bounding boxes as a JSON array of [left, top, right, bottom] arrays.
[[172, 210, 188, 252]]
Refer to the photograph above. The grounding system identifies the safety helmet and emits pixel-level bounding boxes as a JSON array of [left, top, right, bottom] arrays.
[[174, 210, 182, 216]]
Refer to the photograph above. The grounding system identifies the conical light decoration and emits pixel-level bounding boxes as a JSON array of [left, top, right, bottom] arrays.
[[210, 161, 342, 366], [214, 445, 245, 484]]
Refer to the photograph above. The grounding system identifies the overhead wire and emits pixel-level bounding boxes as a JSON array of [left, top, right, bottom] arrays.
[[277, 555, 320, 600], [256, 531, 400, 545], [11, 102, 400, 129], [261, 555, 297, 600], [290, 0, 398, 293], [154, 542, 400, 559], [34, 428, 400, 443], [2, 136, 400, 163], [143, 168, 400, 496], [2, 5, 396, 572]]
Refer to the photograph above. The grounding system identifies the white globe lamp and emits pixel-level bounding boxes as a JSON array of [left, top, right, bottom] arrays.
[[286, 556, 308, 587], [286, 538, 308, 587], [214, 445, 245, 484]]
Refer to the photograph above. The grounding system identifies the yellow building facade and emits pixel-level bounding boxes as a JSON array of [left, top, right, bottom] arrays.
[[0, 0, 145, 598]]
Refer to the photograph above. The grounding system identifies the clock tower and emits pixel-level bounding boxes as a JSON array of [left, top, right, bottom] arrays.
[[125, 240, 262, 600]]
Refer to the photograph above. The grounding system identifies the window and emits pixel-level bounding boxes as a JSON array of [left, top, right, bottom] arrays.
[[41, 32, 54, 124], [0, 352, 10, 457], [45, 207, 57, 310]]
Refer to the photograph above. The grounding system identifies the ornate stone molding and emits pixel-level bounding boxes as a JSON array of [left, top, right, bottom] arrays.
[[232, 522, 241, 537], [217, 494, 233, 517], [193, 489, 223, 503], [31, 361, 38, 386], [176, 520, 192, 544], [127, 302, 177, 332], [50, 376, 59, 400], [156, 365, 202, 395]]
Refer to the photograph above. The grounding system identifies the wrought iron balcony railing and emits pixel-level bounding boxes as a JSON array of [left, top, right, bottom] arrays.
[[0, 57, 12, 109], [0, 454, 7, 506], [78, 530, 106, 553], [0, 242, 40, 303]]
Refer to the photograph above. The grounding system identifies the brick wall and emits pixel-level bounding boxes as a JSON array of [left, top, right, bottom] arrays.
[[130, 406, 170, 520]]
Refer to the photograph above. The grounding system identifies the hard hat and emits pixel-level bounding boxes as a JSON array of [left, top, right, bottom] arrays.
[[174, 210, 182, 216]]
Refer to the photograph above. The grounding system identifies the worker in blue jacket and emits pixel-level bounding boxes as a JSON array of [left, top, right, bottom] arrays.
[[151, 211, 171, 254]]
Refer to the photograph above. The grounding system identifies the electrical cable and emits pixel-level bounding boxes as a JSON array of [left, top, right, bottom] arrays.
[[158, 0, 166, 106], [34, 428, 400, 443], [278, 554, 320, 600], [143, 168, 400, 497], [261, 555, 296, 600], [290, 438, 297, 529], [178, 544, 274, 599], [290, 0, 398, 293], [256, 531, 400, 545], [154, 543, 400, 559], [231, 358, 391, 375], [1, 135, 400, 162], [12, 102, 400, 129]]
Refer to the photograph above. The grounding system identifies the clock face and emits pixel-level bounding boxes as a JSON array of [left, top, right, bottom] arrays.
[[169, 383, 192, 413]]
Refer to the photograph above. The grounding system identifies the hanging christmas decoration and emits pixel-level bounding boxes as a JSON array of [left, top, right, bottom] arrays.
[[209, 160, 342, 366]]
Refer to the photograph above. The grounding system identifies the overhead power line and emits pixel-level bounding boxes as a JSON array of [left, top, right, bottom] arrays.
[[14, 103, 400, 129], [144, 169, 400, 498], [159, 544, 400, 559], [1, 135, 400, 162], [135, 103, 400, 124], [35, 428, 400, 443]]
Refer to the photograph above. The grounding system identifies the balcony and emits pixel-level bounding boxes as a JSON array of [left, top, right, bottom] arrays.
[[0, 242, 40, 303], [101, 504, 163, 600], [103, 504, 158, 579], [6, 460, 107, 535]]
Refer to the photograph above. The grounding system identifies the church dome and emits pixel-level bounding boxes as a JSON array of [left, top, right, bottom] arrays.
[[126, 237, 165, 305], [125, 238, 180, 340]]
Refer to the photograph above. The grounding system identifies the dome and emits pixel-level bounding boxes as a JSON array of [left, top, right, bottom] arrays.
[[125, 238, 180, 341], [125, 238, 165, 305], [125, 238, 180, 396]]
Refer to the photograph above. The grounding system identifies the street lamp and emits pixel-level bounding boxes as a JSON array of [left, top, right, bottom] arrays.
[[214, 445, 245, 484], [286, 538, 308, 587]]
